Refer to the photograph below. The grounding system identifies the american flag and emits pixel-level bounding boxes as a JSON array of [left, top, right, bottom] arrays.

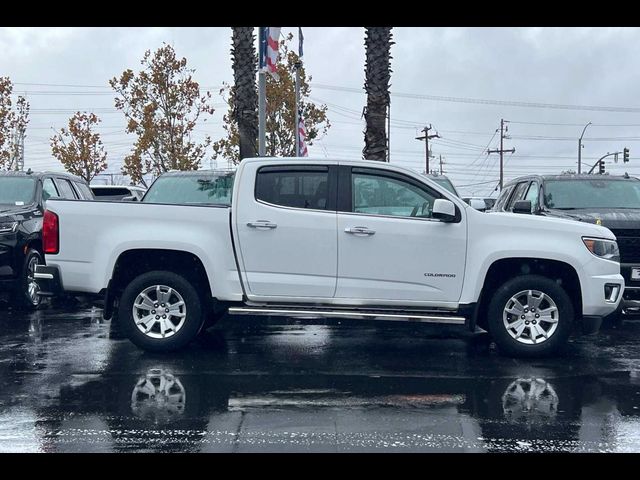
[[260, 27, 281, 80], [298, 110, 308, 157]]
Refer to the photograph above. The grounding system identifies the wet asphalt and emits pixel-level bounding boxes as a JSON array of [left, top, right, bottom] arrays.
[[1, 299, 640, 453]]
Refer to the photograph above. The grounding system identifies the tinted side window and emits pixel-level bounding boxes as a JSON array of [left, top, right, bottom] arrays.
[[256, 168, 330, 210], [352, 172, 438, 218], [42, 178, 60, 201], [505, 182, 530, 211], [74, 182, 94, 200], [55, 179, 78, 200], [494, 185, 515, 211]]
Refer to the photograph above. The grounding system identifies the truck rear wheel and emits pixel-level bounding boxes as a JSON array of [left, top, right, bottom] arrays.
[[487, 275, 573, 357], [118, 270, 205, 352]]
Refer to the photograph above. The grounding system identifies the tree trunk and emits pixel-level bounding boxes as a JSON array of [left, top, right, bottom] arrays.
[[231, 27, 259, 161], [363, 27, 393, 162]]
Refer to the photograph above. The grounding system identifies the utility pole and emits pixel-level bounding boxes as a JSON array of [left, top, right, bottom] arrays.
[[439, 154, 444, 175], [488, 119, 515, 190], [415, 125, 440, 174]]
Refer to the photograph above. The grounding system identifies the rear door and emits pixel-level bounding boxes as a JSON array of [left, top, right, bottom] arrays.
[[234, 162, 339, 299]]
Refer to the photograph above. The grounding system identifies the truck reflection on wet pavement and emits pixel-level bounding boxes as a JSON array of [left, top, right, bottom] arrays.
[[1, 300, 640, 452]]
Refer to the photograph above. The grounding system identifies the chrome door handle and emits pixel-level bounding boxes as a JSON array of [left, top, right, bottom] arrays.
[[247, 221, 277, 229], [345, 226, 375, 236]]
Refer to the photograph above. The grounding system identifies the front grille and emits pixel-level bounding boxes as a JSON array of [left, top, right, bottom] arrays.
[[610, 229, 640, 263]]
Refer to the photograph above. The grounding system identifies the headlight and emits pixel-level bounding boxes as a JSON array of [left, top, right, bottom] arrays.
[[0, 222, 18, 234], [583, 237, 620, 262]]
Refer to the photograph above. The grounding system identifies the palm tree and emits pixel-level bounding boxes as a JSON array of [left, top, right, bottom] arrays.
[[231, 27, 259, 160], [363, 27, 393, 162]]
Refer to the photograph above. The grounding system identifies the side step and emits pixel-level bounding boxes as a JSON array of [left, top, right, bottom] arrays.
[[228, 307, 466, 325]]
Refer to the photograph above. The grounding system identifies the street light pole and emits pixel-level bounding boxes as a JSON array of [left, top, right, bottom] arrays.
[[578, 121, 592, 174]]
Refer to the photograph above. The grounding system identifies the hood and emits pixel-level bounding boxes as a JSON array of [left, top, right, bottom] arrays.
[[544, 208, 640, 230], [0, 204, 39, 223], [487, 210, 615, 240]]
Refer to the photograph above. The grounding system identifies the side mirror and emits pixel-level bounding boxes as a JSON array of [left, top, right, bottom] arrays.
[[432, 199, 456, 222], [122, 195, 138, 202], [513, 200, 532, 214], [469, 198, 487, 211]]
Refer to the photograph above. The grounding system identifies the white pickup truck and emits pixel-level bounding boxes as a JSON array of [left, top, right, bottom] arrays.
[[34, 158, 624, 357]]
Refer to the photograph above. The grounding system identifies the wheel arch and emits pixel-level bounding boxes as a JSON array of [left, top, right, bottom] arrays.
[[475, 257, 582, 330], [105, 248, 213, 320]]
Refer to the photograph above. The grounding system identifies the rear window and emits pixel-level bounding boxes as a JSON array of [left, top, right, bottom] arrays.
[[92, 187, 132, 197], [142, 173, 235, 205], [255, 167, 330, 210]]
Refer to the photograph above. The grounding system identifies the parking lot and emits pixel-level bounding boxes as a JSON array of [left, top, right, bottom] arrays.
[[1, 300, 640, 452]]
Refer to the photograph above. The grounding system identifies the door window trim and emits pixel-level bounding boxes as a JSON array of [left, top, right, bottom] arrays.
[[339, 166, 461, 223], [253, 164, 338, 213]]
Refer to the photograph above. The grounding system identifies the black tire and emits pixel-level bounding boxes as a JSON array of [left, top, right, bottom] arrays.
[[487, 275, 574, 358], [15, 249, 44, 310], [118, 270, 205, 352]]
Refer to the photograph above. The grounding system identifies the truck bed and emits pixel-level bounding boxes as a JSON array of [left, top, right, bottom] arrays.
[[42, 199, 244, 301]]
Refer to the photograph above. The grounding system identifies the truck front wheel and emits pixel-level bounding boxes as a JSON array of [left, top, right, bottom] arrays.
[[487, 275, 574, 357], [118, 271, 205, 352]]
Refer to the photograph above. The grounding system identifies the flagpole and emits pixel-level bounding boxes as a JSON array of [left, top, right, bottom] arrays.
[[259, 71, 266, 156], [294, 61, 301, 157], [258, 27, 266, 156]]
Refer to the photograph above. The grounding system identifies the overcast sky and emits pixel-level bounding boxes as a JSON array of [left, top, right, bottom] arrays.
[[2, 26, 640, 196]]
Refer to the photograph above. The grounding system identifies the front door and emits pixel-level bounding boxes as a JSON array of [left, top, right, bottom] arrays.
[[336, 166, 467, 305], [235, 164, 338, 299]]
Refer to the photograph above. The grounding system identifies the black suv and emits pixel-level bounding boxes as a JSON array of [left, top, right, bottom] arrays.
[[494, 174, 640, 316], [0, 170, 94, 308]]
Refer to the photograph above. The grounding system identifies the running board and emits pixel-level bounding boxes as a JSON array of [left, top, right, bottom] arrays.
[[228, 307, 466, 325]]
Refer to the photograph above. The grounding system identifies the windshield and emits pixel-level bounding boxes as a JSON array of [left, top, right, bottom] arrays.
[[0, 177, 36, 205], [142, 172, 235, 205], [544, 179, 640, 209], [429, 176, 459, 196]]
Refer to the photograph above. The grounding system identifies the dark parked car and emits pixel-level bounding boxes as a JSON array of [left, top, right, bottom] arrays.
[[90, 185, 146, 201], [494, 174, 640, 316], [0, 170, 94, 308], [141, 170, 235, 205]]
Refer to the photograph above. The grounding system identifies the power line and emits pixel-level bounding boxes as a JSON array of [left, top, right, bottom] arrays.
[[312, 83, 640, 113], [456, 179, 499, 187], [509, 120, 640, 127]]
